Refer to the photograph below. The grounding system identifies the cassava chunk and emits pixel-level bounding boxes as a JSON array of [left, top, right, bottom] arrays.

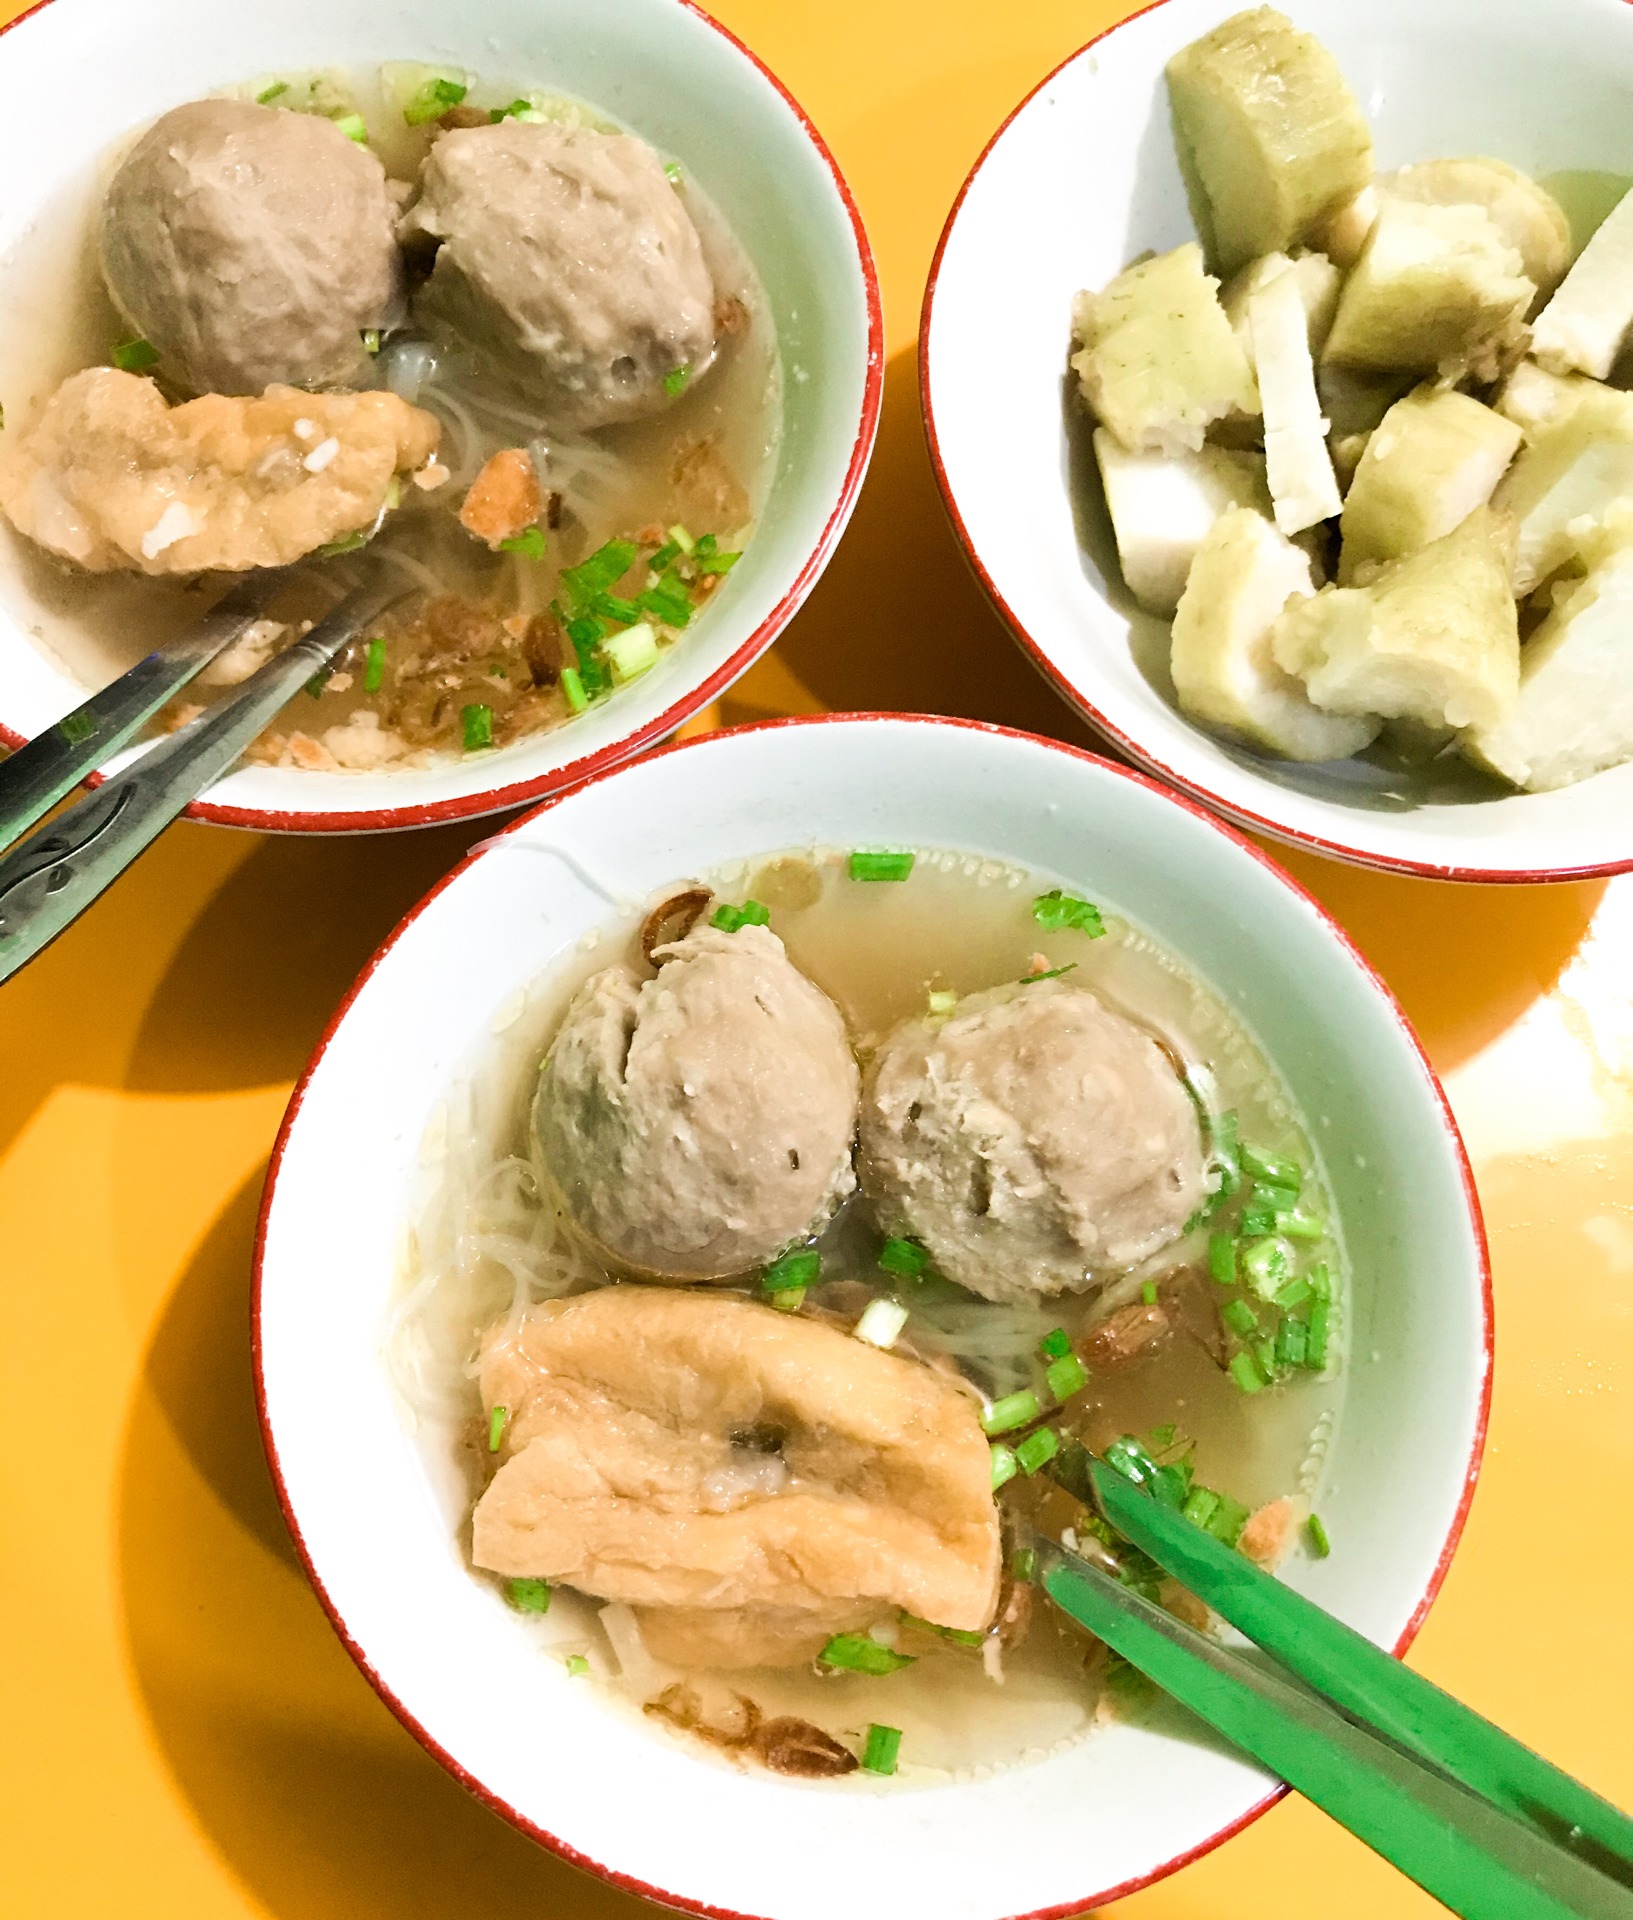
[[1530, 184, 1633, 378], [1071, 244, 1258, 454], [1338, 388, 1521, 581], [1223, 250, 1342, 363], [1250, 267, 1342, 534], [1272, 507, 1519, 730], [1165, 8, 1373, 275], [1464, 543, 1633, 791], [1094, 429, 1269, 615], [1313, 185, 1378, 269], [1490, 400, 1633, 594], [1322, 199, 1534, 378], [1382, 159, 1572, 303], [1493, 361, 1624, 437], [1171, 507, 1378, 759]]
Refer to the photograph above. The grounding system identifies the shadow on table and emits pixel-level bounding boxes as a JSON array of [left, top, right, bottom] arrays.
[[119, 1173, 655, 1920]]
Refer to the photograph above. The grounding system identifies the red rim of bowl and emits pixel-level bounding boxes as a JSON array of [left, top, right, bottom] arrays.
[[918, 0, 1633, 887], [252, 710, 1494, 1920], [0, 0, 885, 836]]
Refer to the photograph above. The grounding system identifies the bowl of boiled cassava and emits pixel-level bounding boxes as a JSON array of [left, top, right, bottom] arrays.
[[923, 0, 1633, 879]]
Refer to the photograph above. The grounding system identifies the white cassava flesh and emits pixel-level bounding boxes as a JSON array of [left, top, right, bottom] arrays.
[[1323, 199, 1534, 377], [1382, 158, 1571, 301], [1490, 398, 1633, 594], [1464, 544, 1633, 791], [1170, 507, 1378, 759], [1093, 429, 1269, 615], [1249, 268, 1342, 534], [1224, 250, 1341, 363], [1530, 185, 1633, 379], [1165, 8, 1373, 275], [1272, 507, 1519, 731], [1338, 387, 1521, 581], [1072, 244, 1258, 454]]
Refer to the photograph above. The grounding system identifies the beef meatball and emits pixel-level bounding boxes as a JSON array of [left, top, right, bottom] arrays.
[[859, 981, 1207, 1302], [534, 921, 858, 1278], [402, 120, 716, 428], [100, 99, 403, 396]]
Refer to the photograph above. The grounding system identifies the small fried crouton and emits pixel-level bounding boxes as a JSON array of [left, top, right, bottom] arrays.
[[459, 447, 543, 547]]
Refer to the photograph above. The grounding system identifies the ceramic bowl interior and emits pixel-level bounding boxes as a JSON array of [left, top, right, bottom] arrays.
[[0, 0, 879, 831], [256, 715, 1490, 1920], [922, 0, 1633, 880]]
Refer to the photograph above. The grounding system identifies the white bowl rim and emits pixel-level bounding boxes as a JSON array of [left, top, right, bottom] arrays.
[[918, 0, 1633, 887], [0, 0, 885, 836], [251, 710, 1495, 1918]]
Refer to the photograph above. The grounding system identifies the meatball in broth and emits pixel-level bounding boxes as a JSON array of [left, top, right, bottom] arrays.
[[534, 921, 859, 1278]]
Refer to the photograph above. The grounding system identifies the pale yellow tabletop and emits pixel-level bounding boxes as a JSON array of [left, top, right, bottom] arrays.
[[1, 1, 1629, 1913]]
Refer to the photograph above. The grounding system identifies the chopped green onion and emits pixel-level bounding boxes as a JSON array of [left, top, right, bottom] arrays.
[[1140, 1279, 1159, 1306], [770, 1288, 805, 1313], [1148, 1460, 1193, 1509], [505, 1577, 551, 1613], [711, 898, 770, 933], [668, 523, 697, 554], [989, 1443, 1018, 1490], [332, 112, 369, 143], [1273, 1276, 1312, 1311], [1306, 1514, 1332, 1559], [1039, 1327, 1072, 1360], [499, 525, 547, 560], [1275, 1314, 1309, 1368], [635, 575, 692, 629], [305, 669, 329, 698], [403, 75, 467, 125], [560, 666, 588, 714], [855, 1297, 909, 1349], [112, 337, 159, 373], [562, 538, 638, 607], [256, 81, 289, 103], [1241, 1145, 1302, 1190], [565, 1653, 590, 1677], [1104, 1435, 1158, 1485], [878, 1236, 929, 1278], [663, 363, 692, 397], [361, 637, 387, 695], [1208, 1232, 1237, 1286], [900, 1612, 983, 1648], [1306, 1297, 1330, 1370], [58, 710, 95, 745], [1275, 1209, 1325, 1241], [1241, 1236, 1293, 1299], [603, 622, 659, 683], [664, 159, 685, 186], [848, 849, 915, 883], [1019, 962, 1077, 985], [590, 589, 643, 626], [1237, 1204, 1278, 1238], [1182, 1486, 1221, 1529], [861, 1723, 902, 1774], [818, 1633, 914, 1675], [1254, 1335, 1281, 1382], [926, 989, 958, 1017], [1015, 1426, 1059, 1475], [1045, 1352, 1088, 1402], [1307, 1263, 1333, 1301], [1031, 889, 1106, 937], [981, 1390, 1041, 1436], [1229, 1350, 1264, 1395], [316, 527, 373, 558], [1148, 1422, 1178, 1451], [362, 328, 381, 355], [461, 703, 494, 752], [1010, 1547, 1037, 1581], [1221, 1298, 1257, 1337], [1206, 1494, 1250, 1548], [492, 97, 534, 120], [763, 1248, 819, 1292], [487, 1404, 507, 1451]]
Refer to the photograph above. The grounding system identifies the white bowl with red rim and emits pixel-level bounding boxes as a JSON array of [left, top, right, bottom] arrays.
[[0, 0, 880, 832], [921, 0, 1633, 882], [255, 713, 1490, 1918]]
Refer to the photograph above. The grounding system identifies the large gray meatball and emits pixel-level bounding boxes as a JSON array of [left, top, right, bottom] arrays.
[[101, 99, 403, 396], [860, 982, 1207, 1303], [535, 922, 858, 1279], [402, 121, 716, 428]]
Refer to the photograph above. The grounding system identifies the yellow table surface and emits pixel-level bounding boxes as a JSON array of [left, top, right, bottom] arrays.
[[2, 1, 1631, 1913]]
